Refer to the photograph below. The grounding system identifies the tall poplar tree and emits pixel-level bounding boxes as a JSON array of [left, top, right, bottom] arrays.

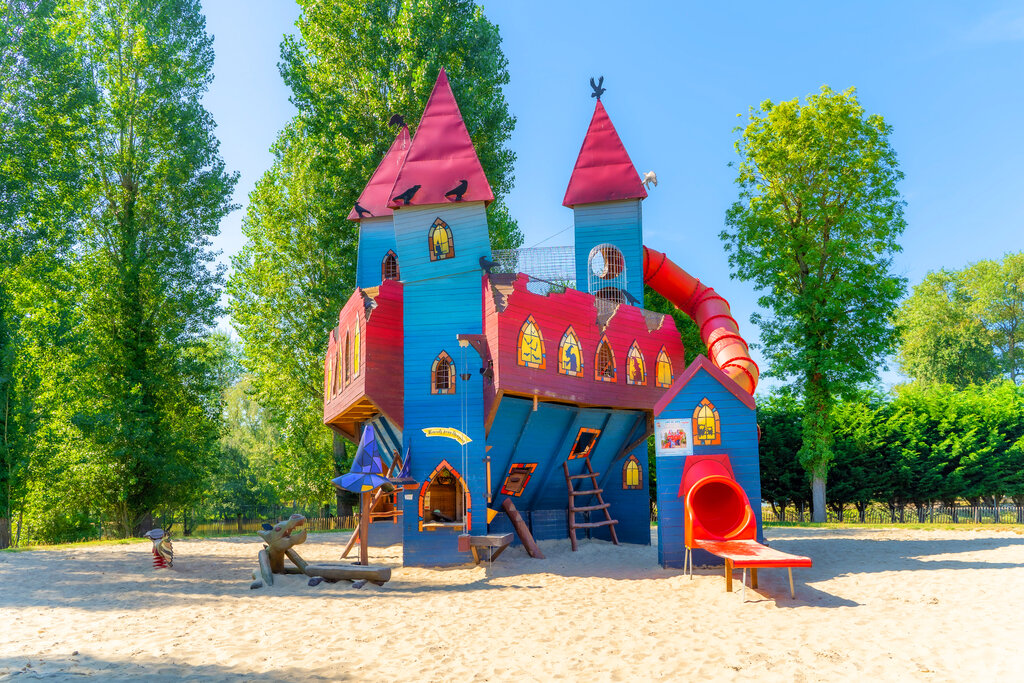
[[52, 0, 236, 535], [722, 86, 906, 522], [229, 0, 521, 512]]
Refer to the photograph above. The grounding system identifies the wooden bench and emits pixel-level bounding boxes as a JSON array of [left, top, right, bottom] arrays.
[[466, 533, 514, 565], [692, 539, 812, 600]]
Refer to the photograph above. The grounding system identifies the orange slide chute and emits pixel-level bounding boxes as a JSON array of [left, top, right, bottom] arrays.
[[642, 246, 759, 395]]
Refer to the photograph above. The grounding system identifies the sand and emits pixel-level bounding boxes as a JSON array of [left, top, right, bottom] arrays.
[[1, 526, 1023, 681]]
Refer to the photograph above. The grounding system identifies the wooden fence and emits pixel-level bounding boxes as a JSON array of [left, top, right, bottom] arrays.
[[760, 504, 1024, 525], [188, 515, 358, 536]]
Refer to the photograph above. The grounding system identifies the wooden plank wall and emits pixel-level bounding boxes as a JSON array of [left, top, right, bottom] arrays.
[[654, 363, 760, 569], [572, 199, 644, 301], [355, 216, 398, 289]]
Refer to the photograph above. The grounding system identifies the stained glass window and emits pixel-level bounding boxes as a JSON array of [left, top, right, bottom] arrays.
[[595, 337, 615, 382], [344, 332, 352, 386], [431, 351, 456, 394], [352, 323, 361, 378], [626, 342, 646, 385], [655, 348, 673, 388], [558, 327, 583, 377], [623, 455, 642, 489], [428, 218, 454, 261], [334, 337, 343, 394], [326, 354, 334, 397], [382, 250, 400, 280], [517, 316, 545, 369], [693, 398, 721, 445]]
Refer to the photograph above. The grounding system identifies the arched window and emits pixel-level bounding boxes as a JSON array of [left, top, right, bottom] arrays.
[[428, 218, 454, 261], [626, 342, 646, 385], [595, 337, 615, 382], [334, 336, 343, 394], [381, 250, 400, 280], [326, 353, 334, 397], [344, 332, 352, 386], [352, 323, 361, 378], [418, 460, 470, 528], [623, 455, 642, 490], [517, 316, 545, 369], [558, 327, 583, 377], [693, 398, 721, 445], [655, 348, 673, 388], [431, 351, 456, 394]]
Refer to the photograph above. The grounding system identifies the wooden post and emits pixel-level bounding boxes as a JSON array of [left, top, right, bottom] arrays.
[[485, 456, 492, 503], [788, 568, 795, 598], [359, 490, 370, 566], [725, 558, 733, 592], [751, 568, 758, 589]]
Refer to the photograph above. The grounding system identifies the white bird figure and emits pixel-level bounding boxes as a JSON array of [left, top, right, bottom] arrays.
[[642, 171, 658, 189]]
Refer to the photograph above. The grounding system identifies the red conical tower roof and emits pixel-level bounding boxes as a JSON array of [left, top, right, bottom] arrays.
[[348, 125, 411, 221], [562, 100, 647, 207], [387, 69, 493, 208]]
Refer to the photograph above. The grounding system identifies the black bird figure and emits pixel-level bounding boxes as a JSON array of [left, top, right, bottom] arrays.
[[388, 113, 405, 127], [590, 76, 606, 100], [392, 184, 421, 205], [479, 255, 499, 274], [354, 202, 372, 218], [622, 290, 641, 306], [445, 179, 469, 201]]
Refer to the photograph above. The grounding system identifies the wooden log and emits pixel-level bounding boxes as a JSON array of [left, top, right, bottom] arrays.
[[258, 548, 274, 587], [501, 498, 544, 559], [304, 563, 391, 586], [285, 548, 308, 573]]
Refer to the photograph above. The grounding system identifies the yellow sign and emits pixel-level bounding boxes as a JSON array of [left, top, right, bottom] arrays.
[[422, 427, 472, 445]]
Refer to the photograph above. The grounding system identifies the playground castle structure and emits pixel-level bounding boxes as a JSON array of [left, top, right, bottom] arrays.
[[323, 70, 767, 568]]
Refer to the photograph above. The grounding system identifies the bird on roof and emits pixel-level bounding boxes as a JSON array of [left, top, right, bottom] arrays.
[[354, 202, 372, 218], [392, 184, 421, 205], [479, 255, 499, 273], [641, 171, 658, 189], [590, 76, 606, 100], [445, 179, 469, 202], [388, 113, 405, 127]]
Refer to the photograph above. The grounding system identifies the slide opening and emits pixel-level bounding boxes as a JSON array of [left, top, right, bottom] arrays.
[[690, 479, 748, 538]]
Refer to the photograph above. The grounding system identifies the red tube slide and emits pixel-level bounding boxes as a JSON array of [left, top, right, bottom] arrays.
[[679, 455, 756, 548], [643, 246, 759, 395]]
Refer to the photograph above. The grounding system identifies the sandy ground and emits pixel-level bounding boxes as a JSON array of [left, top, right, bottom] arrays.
[[1, 527, 1023, 681]]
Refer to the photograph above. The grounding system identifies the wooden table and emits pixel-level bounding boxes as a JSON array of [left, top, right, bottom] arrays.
[[467, 533, 514, 565]]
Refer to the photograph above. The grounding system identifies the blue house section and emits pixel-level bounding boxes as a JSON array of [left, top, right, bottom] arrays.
[[355, 216, 398, 288], [393, 201, 491, 566], [654, 357, 760, 569], [573, 200, 644, 302]]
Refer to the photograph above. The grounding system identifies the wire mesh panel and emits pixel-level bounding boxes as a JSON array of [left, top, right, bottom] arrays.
[[587, 243, 627, 303], [492, 246, 576, 294]]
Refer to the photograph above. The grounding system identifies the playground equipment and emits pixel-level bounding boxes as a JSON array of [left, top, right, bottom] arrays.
[[680, 454, 811, 600], [322, 69, 786, 571], [143, 528, 173, 569], [250, 514, 391, 589]]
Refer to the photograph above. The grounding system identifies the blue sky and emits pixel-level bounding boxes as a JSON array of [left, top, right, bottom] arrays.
[[201, 1, 1023, 389]]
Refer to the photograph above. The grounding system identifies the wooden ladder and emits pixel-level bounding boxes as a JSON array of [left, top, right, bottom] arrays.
[[563, 457, 619, 551]]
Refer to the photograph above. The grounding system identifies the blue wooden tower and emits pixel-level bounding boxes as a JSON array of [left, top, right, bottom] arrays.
[[563, 99, 649, 305]]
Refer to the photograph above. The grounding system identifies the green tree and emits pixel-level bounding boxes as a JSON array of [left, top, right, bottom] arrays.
[[229, 0, 522, 513], [896, 269, 1000, 387], [756, 393, 809, 520], [963, 253, 1024, 384], [722, 86, 907, 522], [50, 0, 236, 536]]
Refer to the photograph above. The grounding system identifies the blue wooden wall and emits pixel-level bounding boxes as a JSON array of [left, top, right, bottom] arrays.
[[654, 364, 760, 569], [356, 216, 398, 288], [393, 201, 491, 567], [573, 199, 644, 302]]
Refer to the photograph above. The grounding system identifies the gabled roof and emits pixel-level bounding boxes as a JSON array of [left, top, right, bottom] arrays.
[[653, 354, 757, 415], [387, 69, 493, 208], [348, 126, 411, 221], [563, 100, 647, 208]]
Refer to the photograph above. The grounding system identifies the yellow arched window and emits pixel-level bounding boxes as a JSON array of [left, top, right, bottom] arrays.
[[344, 332, 352, 386], [352, 323, 361, 378], [334, 334, 343, 394], [558, 327, 583, 377], [595, 337, 615, 382], [626, 342, 646, 385], [428, 218, 454, 261], [693, 398, 721, 445], [517, 316, 545, 369], [655, 348, 673, 388], [326, 353, 334, 397], [623, 455, 642, 490], [431, 351, 456, 395]]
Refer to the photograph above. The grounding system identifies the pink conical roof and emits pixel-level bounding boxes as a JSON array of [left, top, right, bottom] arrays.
[[563, 100, 647, 207], [348, 125, 411, 221], [387, 69, 493, 208]]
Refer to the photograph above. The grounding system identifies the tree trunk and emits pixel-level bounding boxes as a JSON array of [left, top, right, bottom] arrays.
[[799, 375, 833, 524], [811, 475, 826, 522]]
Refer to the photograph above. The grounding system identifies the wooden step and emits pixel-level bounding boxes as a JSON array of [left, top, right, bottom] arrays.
[[570, 503, 611, 513], [568, 472, 599, 480], [571, 520, 619, 529], [569, 488, 603, 496]]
